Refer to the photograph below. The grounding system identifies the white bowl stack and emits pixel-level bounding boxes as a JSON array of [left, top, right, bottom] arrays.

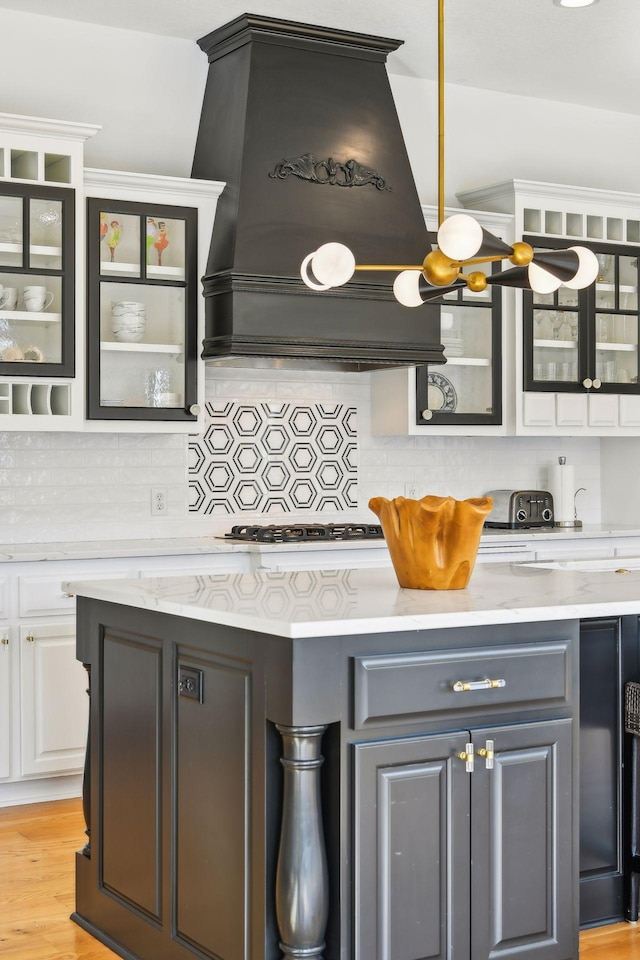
[[111, 301, 146, 342]]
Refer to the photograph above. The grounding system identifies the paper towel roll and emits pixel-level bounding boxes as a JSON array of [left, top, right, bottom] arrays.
[[548, 458, 575, 524]]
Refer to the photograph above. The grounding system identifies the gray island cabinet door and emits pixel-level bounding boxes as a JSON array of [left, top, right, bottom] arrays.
[[470, 719, 574, 960], [352, 731, 471, 960], [352, 719, 574, 960]]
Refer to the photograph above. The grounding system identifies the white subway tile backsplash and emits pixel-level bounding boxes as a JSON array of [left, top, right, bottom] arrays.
[[0, 367, 608, 543], [275, 380, 336, 400], [0, 433, 51, 449]]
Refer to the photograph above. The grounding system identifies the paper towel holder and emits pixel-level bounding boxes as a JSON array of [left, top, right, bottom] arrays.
[[551, 456, 584, 528]]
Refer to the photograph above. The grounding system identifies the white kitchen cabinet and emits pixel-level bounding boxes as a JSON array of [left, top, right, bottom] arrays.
[[370, 205, 513, 437], [459, 180, 640, 436], [83, 169, 223, 432], [0, 111, 225, 434], [19, 620, 87, 777], [0, 113, 99, 431]]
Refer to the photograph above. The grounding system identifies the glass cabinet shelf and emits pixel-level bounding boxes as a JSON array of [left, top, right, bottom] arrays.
[[0, 310, 61, 323], [533, 339, 577, 349], [100, 341, 183, 354], [444, 356, 492, 367], [100, 261, 185, 281]]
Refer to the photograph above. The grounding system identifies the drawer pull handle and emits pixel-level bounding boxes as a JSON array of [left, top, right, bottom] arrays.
[[62, 592, 74, 598], [0, 636, 8, 645], [452, 677, 506, 693], [456, 743, 474, 773], [477, 739, 495, 770], [26, 635, 35, 643]]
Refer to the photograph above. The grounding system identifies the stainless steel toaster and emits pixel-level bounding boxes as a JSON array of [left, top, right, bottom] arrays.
[[484, 489, 554, 529]]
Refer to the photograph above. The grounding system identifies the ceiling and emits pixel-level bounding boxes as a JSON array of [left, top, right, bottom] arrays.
[[0, 0, 636, 115]]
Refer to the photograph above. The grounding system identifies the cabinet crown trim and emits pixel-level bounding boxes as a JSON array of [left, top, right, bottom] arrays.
[[83, 167, 225, 201]]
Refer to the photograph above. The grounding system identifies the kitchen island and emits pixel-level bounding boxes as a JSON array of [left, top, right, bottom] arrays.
[[67, 560, 640, 960]]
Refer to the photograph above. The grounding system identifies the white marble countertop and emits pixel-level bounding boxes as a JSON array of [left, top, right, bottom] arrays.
[[66, 556, 640, 639], [3, 524, 640, 563]]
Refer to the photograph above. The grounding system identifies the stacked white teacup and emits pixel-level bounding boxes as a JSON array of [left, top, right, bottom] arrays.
[[111, 301, 146, 342]]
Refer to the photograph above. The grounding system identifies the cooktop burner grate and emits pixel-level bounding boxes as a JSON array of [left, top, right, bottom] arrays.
[[224, 523, 384, 543]]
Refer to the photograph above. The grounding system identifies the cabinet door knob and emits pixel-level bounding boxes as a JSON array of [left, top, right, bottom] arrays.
[[420, 409, 433, 421], [189, 403, 201, 416], [582, 378, 593, 389], [0, 637, 8, 645], [456, 743, 475, 773], [477, 739, 495, 770], [26, 635, 35, 643], [592, 378, 602, 389]]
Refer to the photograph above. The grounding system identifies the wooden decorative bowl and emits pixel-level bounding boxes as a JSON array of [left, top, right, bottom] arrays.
[[369, 494, 493, 590]]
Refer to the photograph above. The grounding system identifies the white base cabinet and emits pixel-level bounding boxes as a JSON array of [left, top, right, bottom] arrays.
[[0, 629, 10, 780], [0, 549, 249, 807], [19, 620, 88, 777]]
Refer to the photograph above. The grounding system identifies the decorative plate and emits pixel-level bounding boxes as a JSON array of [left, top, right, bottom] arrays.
[[427, 372, 457, 412]]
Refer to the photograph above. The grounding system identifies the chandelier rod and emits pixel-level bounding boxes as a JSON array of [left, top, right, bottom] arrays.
[[438, 0, 445, 227]]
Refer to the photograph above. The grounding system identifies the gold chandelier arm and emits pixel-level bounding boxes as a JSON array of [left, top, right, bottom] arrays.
[[456, 253, 512, 267], [353, 264, 425, 271]]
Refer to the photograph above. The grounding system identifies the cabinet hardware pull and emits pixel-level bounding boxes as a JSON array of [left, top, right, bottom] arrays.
[[582, 377, 593, 389], [452, 677, 506, 693], [26, 635, 35, 643], [477, 739, 495, 770], [189, 403, 201, 416], [62, 592, 73, 598], [0, 637, 8, 645], [421, 409, 433, 421], [456, 743, 474, 773], [592, 378, 602, 389]]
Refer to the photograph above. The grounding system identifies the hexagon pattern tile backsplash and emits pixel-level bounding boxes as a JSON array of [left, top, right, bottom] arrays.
[[188, 401, 358, 515]]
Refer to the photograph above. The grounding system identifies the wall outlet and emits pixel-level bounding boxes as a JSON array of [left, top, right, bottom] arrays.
[[151, 488, 167, 516], [405, 483, 419, 499]]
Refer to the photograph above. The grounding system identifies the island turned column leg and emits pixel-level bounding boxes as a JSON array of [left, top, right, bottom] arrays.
[[275, 724, 329, 960], [81, 662, 91, 857]]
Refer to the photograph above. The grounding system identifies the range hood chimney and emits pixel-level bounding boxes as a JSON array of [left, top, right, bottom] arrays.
[[192, 13, 444, 370]]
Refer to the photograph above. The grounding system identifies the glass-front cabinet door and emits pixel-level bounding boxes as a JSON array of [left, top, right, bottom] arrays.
[[86, 197, 198, 421], [524, 238, 639, 394], [0, 183, 74, 377], [415, 280, 502, 425]]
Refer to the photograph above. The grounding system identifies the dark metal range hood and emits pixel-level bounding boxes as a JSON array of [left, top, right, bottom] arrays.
[[192, 13, 444, 371]]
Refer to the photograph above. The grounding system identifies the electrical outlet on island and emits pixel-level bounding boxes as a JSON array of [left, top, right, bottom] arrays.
[[151, 488, 167, 516], [404, 483, 419, 499]]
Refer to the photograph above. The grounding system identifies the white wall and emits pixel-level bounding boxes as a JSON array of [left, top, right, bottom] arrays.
[[0, 7, 625, 543], [390, 76, 640, 205], [1, 6, 638, 195], [0, 8, 206, 177]]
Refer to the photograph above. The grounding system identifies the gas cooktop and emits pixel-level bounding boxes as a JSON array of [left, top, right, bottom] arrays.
[[223, 523, 384, 543]]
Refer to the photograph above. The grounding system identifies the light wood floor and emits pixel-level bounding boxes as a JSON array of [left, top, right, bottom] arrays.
[[1, 798, 640, 959], [0, 798, 117, 959]]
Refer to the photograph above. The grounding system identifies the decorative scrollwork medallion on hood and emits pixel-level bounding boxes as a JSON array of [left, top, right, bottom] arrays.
[[270, 153, 390, 191]]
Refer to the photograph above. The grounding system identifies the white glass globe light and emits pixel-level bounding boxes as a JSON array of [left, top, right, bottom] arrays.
[[528, 262, 563, 294], [437, 214, 484, 261], [300, 252, 331, 290], [393, 270, 424, 307], [563, 246, 599, 289], [310, 242, 356, 287]]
